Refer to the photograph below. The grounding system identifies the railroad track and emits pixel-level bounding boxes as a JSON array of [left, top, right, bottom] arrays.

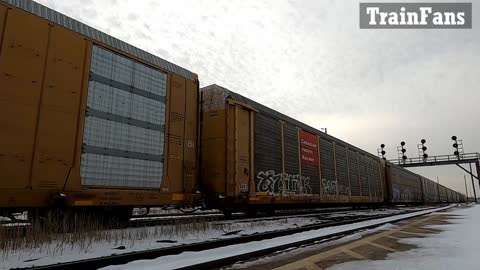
[[128, 206, 423, 227], [1, 206, 428, 229], [13, 205, 451, 270]]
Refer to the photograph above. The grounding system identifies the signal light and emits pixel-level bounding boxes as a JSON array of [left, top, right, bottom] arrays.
[[452, 136, 460, 157], [378, 144, 386, 160], [418, 138, 428, 161], [398, 141, 407, 163]]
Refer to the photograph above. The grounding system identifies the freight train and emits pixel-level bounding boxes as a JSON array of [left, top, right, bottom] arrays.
[[0, 0, 464, 223]]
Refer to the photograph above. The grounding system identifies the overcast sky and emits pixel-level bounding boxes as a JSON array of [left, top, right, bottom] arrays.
[[36, 0, 479, 195]]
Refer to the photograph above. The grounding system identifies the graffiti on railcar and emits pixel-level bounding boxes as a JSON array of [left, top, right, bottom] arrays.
[[392, 184, 414, 201], [256, 170, 312, 195], [321, 178, 350, 196], [321, 178, 337, 195]]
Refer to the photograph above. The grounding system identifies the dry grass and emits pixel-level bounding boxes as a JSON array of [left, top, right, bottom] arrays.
[[0, 214, 290, 261]]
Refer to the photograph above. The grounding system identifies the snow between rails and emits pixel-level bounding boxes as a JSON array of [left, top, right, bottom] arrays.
[[103, 205, 454, 270]]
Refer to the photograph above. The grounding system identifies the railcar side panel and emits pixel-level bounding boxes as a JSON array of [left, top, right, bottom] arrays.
[[387, 164, 423, 203], [0, 0, 199, 209], [0, 7, 50, 190], [334, 144, 350, 197], [201, 85, 385, 210], [347, 150, 361, 197], [31, 25, 86, 190]]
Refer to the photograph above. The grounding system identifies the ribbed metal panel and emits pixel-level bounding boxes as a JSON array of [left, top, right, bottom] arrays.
[[368, 158, 376, 197], [430, 180, 439, 202], [301, 164, 319, 195], [254, 113, 282, 195], [347, 149, 360, 196], [284, 124, 299, 176], [320, 138, 336, 196], [372, 159, 382, 198], [1, 0, 197, 80], [282, 124, 317, 195], [210, 84, 383, 164], [389, 166, 423, 203], [334, 144, 349, 196], [438, 185, 447, 202], [359, 155, 370, 197]]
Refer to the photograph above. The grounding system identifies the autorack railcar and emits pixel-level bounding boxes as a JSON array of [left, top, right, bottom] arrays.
[[200, 84, 385, 213], [200, 85, 465, 214], [0, 0, 200, 221], [0, 0, 465, 222]]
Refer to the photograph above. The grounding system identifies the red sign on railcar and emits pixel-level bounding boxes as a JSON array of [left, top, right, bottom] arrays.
[[300, 130, 319, 166]]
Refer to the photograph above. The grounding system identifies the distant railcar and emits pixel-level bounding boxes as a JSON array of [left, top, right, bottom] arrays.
[[200, 85, 385, 213], [384, 164, 424, 204], [420, 176, 440, 203], [438, 185, 448, 203]]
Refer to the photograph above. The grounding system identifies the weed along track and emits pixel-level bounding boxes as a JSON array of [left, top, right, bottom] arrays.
[[5, 206, 450, 270]]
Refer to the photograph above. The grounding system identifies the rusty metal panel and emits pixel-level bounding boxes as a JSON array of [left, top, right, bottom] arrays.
[[0, 0, 197, 81], [226, 104, 235, 195], [334, 144, 349, 196], [0, 4, 6, 46], [254, 112, 282, 195], [183, 79, 198, 193], [320, 138, 336, 196], [347, 149, 361, 196], [31, 25, 86, 189], [81, 45, 167, 188], [165, 74, 186, 193], [0, 8, 49, 189], [200, 87, 227, 194], [234, 106, 252, 195]]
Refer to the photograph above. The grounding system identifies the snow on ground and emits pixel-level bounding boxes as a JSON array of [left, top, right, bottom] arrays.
[[0, 209, 397, 269], [227, 223, 401, 270], [0, 207, 442, 269], [101, 206, 452, 270], [329, 205, 480, 270]]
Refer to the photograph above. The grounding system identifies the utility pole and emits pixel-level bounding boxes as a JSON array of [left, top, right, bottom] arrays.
[[469, 163, 478, 203]]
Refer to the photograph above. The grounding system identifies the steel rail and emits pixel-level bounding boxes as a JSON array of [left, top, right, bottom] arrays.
[[13, 206, 449, 270]]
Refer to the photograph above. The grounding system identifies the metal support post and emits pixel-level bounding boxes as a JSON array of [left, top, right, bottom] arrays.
[[464, 175, 469, 202], [476, 161, 480, 193], [469, 163, 477, 203]]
